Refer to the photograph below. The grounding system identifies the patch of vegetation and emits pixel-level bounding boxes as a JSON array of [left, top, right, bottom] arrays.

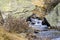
[[0, 27, 28, 40]]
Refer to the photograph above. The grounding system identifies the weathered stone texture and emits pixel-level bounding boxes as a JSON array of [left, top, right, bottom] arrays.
[[45, 3, 60, 28]]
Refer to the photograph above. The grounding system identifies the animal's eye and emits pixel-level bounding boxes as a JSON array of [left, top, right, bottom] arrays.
[[37, 22, 40, 24]]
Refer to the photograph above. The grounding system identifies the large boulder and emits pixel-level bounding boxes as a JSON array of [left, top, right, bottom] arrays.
[[0, 0, 35, 20], [45, 3, 60, 28], [0, 0, 35, 12]]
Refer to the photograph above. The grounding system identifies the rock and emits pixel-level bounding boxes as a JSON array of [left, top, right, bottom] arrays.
[[45, 3, 60, 27], [0, 0, 35, 12], [0, 0, 36, 23], [34, 30, 60, 40], [52, 37, 60, 40]]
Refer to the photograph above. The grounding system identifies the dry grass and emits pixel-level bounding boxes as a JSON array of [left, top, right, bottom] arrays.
[[4, 14, 30, 33], [0, 27, 52, 40], [3, 14, 35, 40], [0, 26, 28, 40], [1, 14, 53, 40]]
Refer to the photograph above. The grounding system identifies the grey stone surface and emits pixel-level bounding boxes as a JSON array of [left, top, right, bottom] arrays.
[[45, 3, 60, 27], [52, 37, 60, 40], [0, 0, 35, 20], [35, 30, 60, 40]]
